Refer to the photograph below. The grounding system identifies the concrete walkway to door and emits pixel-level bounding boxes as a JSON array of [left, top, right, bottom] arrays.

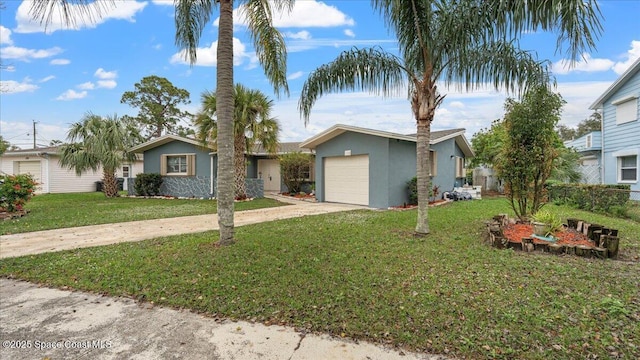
[[0, 196, 364, 259]]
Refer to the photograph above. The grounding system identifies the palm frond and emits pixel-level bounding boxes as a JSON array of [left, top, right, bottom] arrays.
[[174, 0, 216, 65], [298, 47, 407, 123], [242, 0, 291, 96], [441, 40, 551, 96], [29, 0, 115, 31]]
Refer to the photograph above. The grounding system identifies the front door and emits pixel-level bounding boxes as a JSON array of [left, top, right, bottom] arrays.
[[257, 159, 281, 192], [122, 165, 130, 190]]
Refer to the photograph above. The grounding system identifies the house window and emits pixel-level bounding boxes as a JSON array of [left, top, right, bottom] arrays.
[[455, 156, 465, 178], [585, 134, 592, 148], [613, 96, 638, 125], [618, 155, 637, 182], [122, 165, 130, 178], [161, 154, 196, 176], [428, 150, 437, 176]]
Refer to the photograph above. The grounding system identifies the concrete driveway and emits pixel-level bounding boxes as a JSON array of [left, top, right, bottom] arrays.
[[0, 198, 363, 259]]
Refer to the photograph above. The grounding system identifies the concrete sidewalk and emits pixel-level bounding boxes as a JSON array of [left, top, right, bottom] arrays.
[[0, 279, 446, 360], [0, 199, 362, 259]]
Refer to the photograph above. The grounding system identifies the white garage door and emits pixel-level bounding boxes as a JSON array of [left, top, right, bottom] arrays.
[[324, 155, 369, 206], [17, 161, 42, 191]]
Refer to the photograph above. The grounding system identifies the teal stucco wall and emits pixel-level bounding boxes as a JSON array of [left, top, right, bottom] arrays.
[[314, 132, 468, 208]]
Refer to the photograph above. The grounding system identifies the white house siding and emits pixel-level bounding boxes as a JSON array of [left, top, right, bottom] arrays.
[[47, 157, 103, 193], [0, 155, 46, 193], [602, 72, 640, 191]]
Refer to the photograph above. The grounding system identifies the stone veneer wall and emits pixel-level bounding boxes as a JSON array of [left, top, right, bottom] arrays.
[[245, 178, 264, 198], [161, 176, 212, 198], [127, 176, 263, 198]]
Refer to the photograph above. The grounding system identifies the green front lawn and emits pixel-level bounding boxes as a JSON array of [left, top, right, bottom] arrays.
[[1, 199, 638, 359], [0, 192, 285, 235]]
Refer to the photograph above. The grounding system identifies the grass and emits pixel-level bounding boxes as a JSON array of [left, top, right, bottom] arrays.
[[1, 199, 639, 359], [0, 192, 285, 235]]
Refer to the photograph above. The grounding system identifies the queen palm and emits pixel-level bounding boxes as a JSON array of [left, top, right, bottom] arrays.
[[29, 0, 293, 245], [59, 113, 141, 198], [299, 0, 602, 235], [195, 84, 280, 199]]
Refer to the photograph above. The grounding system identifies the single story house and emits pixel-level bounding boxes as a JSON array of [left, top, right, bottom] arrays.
[[589, 57, 639, 192], [129, 134, 313, 198], [300, 124, 474, 208], [0, 146, 142, 194]]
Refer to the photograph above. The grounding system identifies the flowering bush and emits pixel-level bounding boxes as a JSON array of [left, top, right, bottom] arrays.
[[0, 174, 37, 213]]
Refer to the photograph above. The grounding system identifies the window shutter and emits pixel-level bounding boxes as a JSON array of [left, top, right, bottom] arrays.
[[187, 154, 196, 176], [160, 155, 167, 175], [430, 151, 437, 177]]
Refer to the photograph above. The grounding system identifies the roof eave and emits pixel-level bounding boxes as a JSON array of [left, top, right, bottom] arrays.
[[589, 57, 640, 110]]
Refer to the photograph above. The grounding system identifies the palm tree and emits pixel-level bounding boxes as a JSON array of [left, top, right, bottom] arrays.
[[175, 0, 292, 245], [195, 84, 280, 199], [299, 0, 602, 235], [28, 0, 293, 245], [59, 113, 141, 198]]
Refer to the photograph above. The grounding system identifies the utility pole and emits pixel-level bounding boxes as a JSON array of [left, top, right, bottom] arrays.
[[33, 120, 37, 149]]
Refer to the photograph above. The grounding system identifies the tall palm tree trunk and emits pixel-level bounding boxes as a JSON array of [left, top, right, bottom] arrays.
[[415, 119, 431, 235], [216, 0, 235, 245], [234, 133, 248, 199], [102, 168, 119, 198]]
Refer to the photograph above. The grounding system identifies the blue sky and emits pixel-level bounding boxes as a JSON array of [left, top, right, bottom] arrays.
[[1, 0, 639, 149]]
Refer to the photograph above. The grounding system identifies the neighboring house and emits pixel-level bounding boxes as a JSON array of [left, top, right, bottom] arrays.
[[300, 124, 474, 208], [564, 131, 602, 184], [130, 134, 314, 198], [589, 57, 640, 192], [0, 146, 143, 194]]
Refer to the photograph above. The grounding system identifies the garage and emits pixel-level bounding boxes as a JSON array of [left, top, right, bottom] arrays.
[[15, 161, 42, 192], [16, 161, 42, 183], [324, 155, 369, 206]]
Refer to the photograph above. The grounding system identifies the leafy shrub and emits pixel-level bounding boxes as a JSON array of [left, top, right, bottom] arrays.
[[407, 177, 439, 205], [548, 183, 630, 216], [134, 173, 163, 196], [531, 209, 563, 236], [0, 174, 37, 212], [279, 152, 313, 194]]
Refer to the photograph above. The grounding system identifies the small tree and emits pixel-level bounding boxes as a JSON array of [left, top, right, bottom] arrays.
[[496, 85, 565, 220], [279, 152, 312, 194], [121, 75, 192, 140]]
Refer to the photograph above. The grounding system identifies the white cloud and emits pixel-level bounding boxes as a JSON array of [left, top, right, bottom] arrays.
[[50, 58, 70, 65], [285, 31, 311, 40], [612, 40, 640, 75], [552, 53, 614, 75], [56, 89, 87, 101], [215, 0, 355, 28], [153, 43, 162, 50], [40, 75, 55, 83], [449, 101, 465, 109], [94, 68, 117, 79], [0, 46, 63, 61], [0, 80, 39, 94], [15, 1, 148, 34], [287, 38, 396, 53], [287, 71, 303, 80], [5, 65, 16, 72], [344, 29, 355, 38], [77, 82, 95, 90], [97, 80, 117, 89], [151, 0, 174, 5], [0, 25, 13, 45], [170, 37, 251, 67]]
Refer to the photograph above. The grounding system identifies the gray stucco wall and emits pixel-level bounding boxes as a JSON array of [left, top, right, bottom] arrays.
[[314, 132, 467, 208], [314, 132, 390, 208], [388, 139, 417, 206], [142, 141, 212, 178]]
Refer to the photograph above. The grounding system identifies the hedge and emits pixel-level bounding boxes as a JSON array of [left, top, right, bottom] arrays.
[[548, 183, 630, 213]]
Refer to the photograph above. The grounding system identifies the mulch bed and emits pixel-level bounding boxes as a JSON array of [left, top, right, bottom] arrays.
[[0, 210, 29, 221], [503, 223, 593, 246]]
